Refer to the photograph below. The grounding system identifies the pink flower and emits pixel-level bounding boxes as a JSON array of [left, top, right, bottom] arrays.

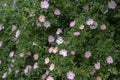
[[33, 62, 39, 69], [33, 53, 39, 60], [66, 71, 75, 80], [59, 49, 68, 57], [100, 24, 106, 30], [56, 28, 62, 35], [108, 0, 117, 9], [9, 51, 14, 58], [43, 21, 51, 28], [48, 35, 55, 43], [70, 21, 76, 27], [84, 51, 92, 59], [86, 19, 94, 26], [71, 51, 76, 55], [73, 32, 80, 36], [0, 60, 2, 65], [48, 47, 54, 53], [94, 62, 100, 70], [40, 1, 49, 9], [54, 8, 61, 15], [0, 41, 3, 47], [39, 15, 45, 22], [106, 56, 113, 64]]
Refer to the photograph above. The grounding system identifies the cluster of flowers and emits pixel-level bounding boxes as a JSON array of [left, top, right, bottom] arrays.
[[0, 0, 117, 80]]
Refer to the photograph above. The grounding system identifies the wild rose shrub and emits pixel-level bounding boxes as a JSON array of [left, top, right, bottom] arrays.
[[0, 0, 120, 80]]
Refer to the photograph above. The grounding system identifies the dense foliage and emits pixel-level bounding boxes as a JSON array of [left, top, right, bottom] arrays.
[[0, 0, 120, 80]]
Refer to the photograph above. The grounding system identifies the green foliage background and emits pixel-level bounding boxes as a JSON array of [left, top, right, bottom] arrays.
[[0, 0, 120, 80]]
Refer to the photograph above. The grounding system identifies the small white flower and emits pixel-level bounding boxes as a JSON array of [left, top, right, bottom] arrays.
[[49, 63, 55, 71], [106, 56, 113, 64], [12, 25, 17, 31], [45, 57, 50, 64], [52, 47, 58, 54], [48, 47, 54, 53], [0, 24, 4, 31], [33, 62, 39, 69], [66, 71, 75, 80], [59, 49, 67, 57], [70, 21, 76, 27], [108, 0, 117, 9], [79, 25, 84, 30], [94, 62, 100, 70], [86, 19, 94, 26], [47, 76, 54, 80], [39, 15, 45, 22], [56, 37, 64, 45], [54, 8, 61, 15], [0, 41, 3, 47], [2, 72, 7, 78], [48, 35, 55, 43], [9, 51, 14, 58], [15, 29, 20, 38], [43, 21, 51, 28], [40, 0, 49, 9], [56, 28, 62, 35], [84, 51, 92, 59]]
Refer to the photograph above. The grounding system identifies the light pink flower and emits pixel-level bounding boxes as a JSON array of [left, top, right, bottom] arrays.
[[86, 19, 94, 26], [0, 41, 3, 47], [106, 56, 113, 64], [54, 8, 61, 15], [73, 32, 80, 36], [49, 63, 55, 71], [100, 24, 106, 30], [66, 71, 75, 80], [84, 51, 92, 59], [0, 60, 2, 65], [56, 28, 62, 35], [70, 21, 76, 27], [9, 51, 14, 58], [33, 62, 39, 69], [71, 51, 76, 55], [43, 21, 51, 28], [48, 47, 54, 53], [48, 35, 55, 43], [59, 49, 67, 57], [47, 76, 54, 80], [2, 72, 7, 78], [56, 37, 64, 45], [40, 1, 49, 9], [108, 0, 117, 9], [94, 62, 100, 70], [33, 53, 39, 60], [39, 15, 45, 22], [44, 57, 50, 64]]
